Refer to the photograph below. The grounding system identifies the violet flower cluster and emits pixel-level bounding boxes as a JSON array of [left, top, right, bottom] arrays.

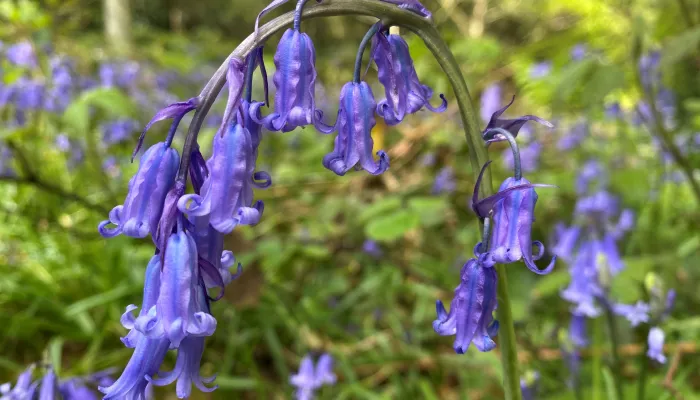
[[433, 98, 556, 354], [94, 1, 453, 397], [290, 353, 336, 400], [1, 364, 118, 400]]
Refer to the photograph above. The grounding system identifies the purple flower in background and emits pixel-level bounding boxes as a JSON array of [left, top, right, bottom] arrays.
[[1, 364, 37, 399], [322, 81, 389, 175], [569, 313, 588, 347], [639, 51, 661, 89], [117, 62, 141, 87], [557, 121, 588, 151], [503, 141, 542, 173], [571, 44, 587, 61], [59, 379, 100, 400], [100, 63, 117, 87], [432, 166, 456, 194], [362, 240, 383, 258], [15, 79, 45, 111], [433, 252, 499, 354], [251, 29, 330, 133], [102, 119, 139, 145], [482, 97, 553, 144], [290, 353, 336, 400], [420, 152, 436, 166], [480, 83, 502, 124], [98, 142, 180, 238], [44, 56, 74, 112], [647, 327, 666, 363], [103, 156, 120, 178], [575, 159, 607, 195], [530, 61, 552, 78], [605, 102, 621, 120], [6, 41, 37, 67], [520, 371, 539, 400], [177, 123, 264, 234], [55, 134, 71, 152], [552, 224, 581, 262], [372, 29, 447, 126], [613, 301, 650, 326]]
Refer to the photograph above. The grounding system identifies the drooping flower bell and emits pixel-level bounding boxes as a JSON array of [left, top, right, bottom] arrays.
[[147, 335, 217, 398], [472, 127, 556, 274], [647, 327, 666, 363], [290, 353, 336, 400], [134, 228, 217, 347], [1, 364, 37, 399], [98, 142, 180, 239], [251, 4, 331, 133], [433, 248, 499, 354], [482, 96, 553, 144], [99, 335, 168, 399], [177, 121, 264, 234], [371, 27, 446, 126], [120, 255, 162, 348]]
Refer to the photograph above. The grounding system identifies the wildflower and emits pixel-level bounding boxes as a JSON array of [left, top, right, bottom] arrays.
[[251, 29, 331, 133], [1, 365, 37, 399], [432, 166, 456, 194], [552, 224, 581, 262], [480, 84, 502, 124], [371, 28, 446, 125], [55, 134, 71, 152], [177, 123, 264, 234], [147, 335, 217, 398], [102, 119, 139, 146], [639, 51, 661, 89], [6, 41, 37, 67], [120, 255, 162, 348], [646, 327, 666, 363], [100, 336, 168, 399], [569, 313, 588, 347], [570, 44, 587, 61], [38, 367, 58, 400], [290, 353, 336, 400], [482, 97, 553, 144], [14, 79, 45, 111], [530, 61, 552, 78], [433, 251, 499, 353], [557, 121, 587, 151], [98, 142, 180, 238], [605, 102, 621, 119], [613, 301, 650, 326], [322, 81, 389, 175], [503, 141, 542, 173], [134, 229, 217, 347], [520, 371, 540, 400], [134, 97, 198, 158], [575, 160, 605, 194], [362, 240, 383, 258]]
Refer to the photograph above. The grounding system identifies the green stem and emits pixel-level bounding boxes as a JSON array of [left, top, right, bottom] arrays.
[[593, 317, 603, 400], [602, 300, 625, 400], [637, 326, 651, 400], [495, 265, 521, 400]]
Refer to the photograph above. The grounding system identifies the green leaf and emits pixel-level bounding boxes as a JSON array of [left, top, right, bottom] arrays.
[[661, 26, 700, 67], [408, 197, 447, 227], [358, 197, 402, 223], [64, 283, 131, 317], [531, 270, 570, 299], [677, 235, 700, 258], [47, 337, 64, 375], [602, 367, 620, 400], [365, 210, 420, 242]]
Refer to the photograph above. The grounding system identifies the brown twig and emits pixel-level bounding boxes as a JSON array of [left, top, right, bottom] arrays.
[[662, 348, 685, 400]]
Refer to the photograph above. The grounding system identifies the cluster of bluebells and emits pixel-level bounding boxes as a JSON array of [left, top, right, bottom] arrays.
[[552, 160, 675, 372], [0, 38, 221, 177], [433, 95, 556, 354], [1, 364, 120, 400], [93, 0, 458, 397]]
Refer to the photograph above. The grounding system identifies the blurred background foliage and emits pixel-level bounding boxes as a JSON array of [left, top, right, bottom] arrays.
[[0, 0, 699, 398]]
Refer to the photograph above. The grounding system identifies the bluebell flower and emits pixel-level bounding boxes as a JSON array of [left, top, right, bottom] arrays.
[[190, 214, 242, 290], [99, 336, 168, 399], [575, 160, 605, 194], [520, 371, 539, 400], [134, 97, 198, 157], [480, 83, 502, 124], [251, 29, 331, 133], [371, 29, 447, 125], [482, 97, 553, 144], [432, 166, 456, 194], [14, 78, 44, 111], [557, 121, 588, 151], [639, 51, 661, 89], [6, 41, 36, 67], [605, 102, 622, 120], [290, 353, 336, 400], [55, 134, 71, 152], [102, 119, 139, 146], [177, 123, 264, 234], [99, 142, 180, 238], [38, 367, 58, 400], [322, 81, 389, 175], [530, 61, 552, 78], [570, 44, 587, 61], [120, 255, 162, 348], [0, 364, 37, 400], [147, 335, 217, 398], [433, 250, 499, 353], [59, 379, 100, 400], [0, 146, 14, 177], [569, 313, 588, 347], [362, 239, 383, 258], [647, 327, 666, 363], [552, 224, 581, 262], [100, 63, 117, 87], [378, 0, 432, 17], [134, 229, 217, 347], [613, 301, 650, 326]]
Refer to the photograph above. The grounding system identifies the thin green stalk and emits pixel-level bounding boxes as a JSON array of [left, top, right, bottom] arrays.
[[637, 324, 651, 400], [593, 317, 603, 400], [602, 301, 625, 400], [494, 265, 521, 400]]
